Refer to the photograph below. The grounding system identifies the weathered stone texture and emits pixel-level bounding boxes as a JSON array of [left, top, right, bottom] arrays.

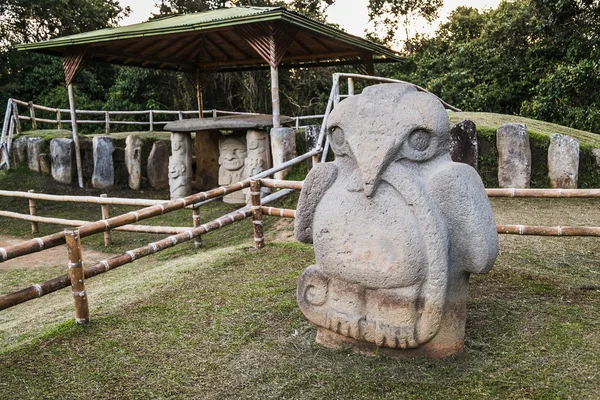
[[496, 123, 531, 188], [548, 133, 579, 189], [294, 83, 498, 358], [125, 135, 142, 190], [39, 153, 51, 174], [218, 135, 247, 204], [91, 136, 114, 189], [450, 120, 478, 169], [194, 130, 220, 191], [304, 125, 320, 170], [270, 127, 296, 180], [50, 138, 75, 184], [169, 132, 193, 199], [27, 137, 48, 172], [11, 136, 28, 166], [147, 140, 170, 189]]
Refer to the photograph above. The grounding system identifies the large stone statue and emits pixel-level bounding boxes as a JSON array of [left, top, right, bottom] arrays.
[[169, 133, 192, 199], [294, 83, 499, 358], [218, 136, 248, 204], [244, 129, 272, 198]]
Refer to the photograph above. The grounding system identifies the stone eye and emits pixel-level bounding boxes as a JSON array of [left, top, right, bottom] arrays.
[[408, 129, 431, 152], [328, 126, 345, 148]]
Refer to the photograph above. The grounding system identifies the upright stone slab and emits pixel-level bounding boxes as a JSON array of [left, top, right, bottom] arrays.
[[450, 120, 478, 169], [194, 130, 220, 191], [496, 123, 531, 188], [147, 140, 170, 189], [305, 125, 320, 170], [244, 129, 272, 198], [548, 133, 579, 189], [169, 132, 193, 199], [27, 137, 48, 172], [50, 138, 74, 184], [270, 127, 296, 180], [92, 136, 114, 189], [294, 83, 498, 358], [11, 136, 28, 166], [218, 135, 247, 204], [125, 135, 142, 190], [39, 153, 51, 174]]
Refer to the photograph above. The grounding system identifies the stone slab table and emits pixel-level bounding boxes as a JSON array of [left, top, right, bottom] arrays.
[[164, 115, 294, 203]]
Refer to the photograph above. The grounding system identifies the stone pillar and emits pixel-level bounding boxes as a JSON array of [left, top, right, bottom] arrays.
[[218, 135, 247, 204], [194, 129, 221, 191], [450, 120, 478, 169], [125, 135, 142, 190], [169, 132, 193, 200], [11, 136, 28, 166], [50, 138, 75, 184], [39, 154, 51, 174], [270, 127, 296, 180], [305, 125, 320, 171], [91, 136, 114, 189], [147, 140, 170, 190], [496, 123, 531, 188], [27, 137, 48, 172], [244, 129, 272, 199], [548, 133, 579, 189]]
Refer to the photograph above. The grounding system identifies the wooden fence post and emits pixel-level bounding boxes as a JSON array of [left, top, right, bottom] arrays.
[[178, 111, 183, 121], [28, 101, 37, 130], [100, 194, 112, 247], [250, 180, 264, 249], [28, 189, 39, 234], [104, 111, 110, 135], [12, 102, 21, 135], [149, 110, 153, 132], [348, 77, 355, 96], [56, 109, 62, 130], [192, 208, 202, 248], [65, 229, 89, 324]]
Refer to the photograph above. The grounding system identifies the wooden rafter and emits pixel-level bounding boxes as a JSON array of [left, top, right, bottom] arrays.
[[187, 36, 207, 62], [204, 36, 230, 61], [90, 52, 193, 71], [161, 34, 200, 59], [138, 38, 177, 58], [63, 48, 87, 86], [212, 31, 252, 59], [310, 35, 335, 53], [240, 22, 299, 68]]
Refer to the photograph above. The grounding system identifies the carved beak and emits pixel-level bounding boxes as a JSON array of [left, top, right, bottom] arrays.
[[352, 135, 397, 198]]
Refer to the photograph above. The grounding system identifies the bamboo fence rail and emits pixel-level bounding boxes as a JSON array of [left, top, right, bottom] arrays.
[[261, 206, 296, 218], [486, 188, 600, 198], [497, 224, 600, 236], [0, 190, 170, 206]]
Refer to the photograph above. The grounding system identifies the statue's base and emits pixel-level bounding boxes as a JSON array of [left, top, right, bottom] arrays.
[[315, 327, 464, 359]]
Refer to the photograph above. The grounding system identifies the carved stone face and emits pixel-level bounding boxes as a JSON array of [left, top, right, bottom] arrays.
[[219, 137, 247, 171]]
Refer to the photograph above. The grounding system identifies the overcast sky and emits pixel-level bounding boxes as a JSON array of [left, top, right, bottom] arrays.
[[120, 0, 502, 40]]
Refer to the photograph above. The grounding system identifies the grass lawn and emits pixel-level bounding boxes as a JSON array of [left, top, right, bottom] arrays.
[[0, 170, 599, 399]]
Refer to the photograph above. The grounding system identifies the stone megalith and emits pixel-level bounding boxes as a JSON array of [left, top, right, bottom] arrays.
[[39, 153, 51, 174], [243, 129, 272, 199], [450, 120, 478, 169], [270, 127, 296, 180], [125, 135, 142, 190], [304, 125, 320, 170], [27, 137, 48, 172], [50, 138, 75, 184], [92, 136, 115, 189], [147, 140, 170, 189], [11, 136, 28, 166], [218, 135, 247, 204], [294, 83, 498, 358], [194, 130, 221, 191], [168, 132, 193, 199], [548, 133, 579, 189], [496, 123, 531, 188]]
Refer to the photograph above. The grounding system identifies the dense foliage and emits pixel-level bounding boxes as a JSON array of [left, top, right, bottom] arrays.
[[392, 0, 600, 133]]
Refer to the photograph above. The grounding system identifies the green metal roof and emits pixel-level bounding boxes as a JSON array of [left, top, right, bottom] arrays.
[[17, 7, 403, 67]]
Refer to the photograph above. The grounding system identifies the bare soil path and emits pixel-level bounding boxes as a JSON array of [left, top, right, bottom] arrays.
[[0, 234, 115, 269]]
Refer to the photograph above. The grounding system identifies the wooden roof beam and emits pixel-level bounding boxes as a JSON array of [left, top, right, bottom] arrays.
[[204, 36, 231, 61], [212, 31, 253, 59]]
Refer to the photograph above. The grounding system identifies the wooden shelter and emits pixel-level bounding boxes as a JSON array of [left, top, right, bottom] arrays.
[[18, 6, 403, 187]]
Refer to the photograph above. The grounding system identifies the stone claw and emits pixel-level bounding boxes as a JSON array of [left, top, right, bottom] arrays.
[[326, 310, 362, 340], [374, 323, 418, 349]]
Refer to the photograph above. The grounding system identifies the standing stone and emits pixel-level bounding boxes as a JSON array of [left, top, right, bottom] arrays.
[[548, 133, 579, 189], [497, 123, 531, 188], [450, 120, 478, 169], [218, 135, 247, 204], [147, 140, 170, 190], [39, 153, 51, 174], [593, 149, 600, 168], [169, 132, 193, 199], [194, 130, 221, 191], [294, 83, 498, 358], [50, 138, 75, 184], [270, 127, 296, 180], [92, 136, 115, 189], [11, 136, 28, 166], [125, 135, 142, 190], [305, 125, 320, 171], [244, 129, 272, 199], [27, 137, 48, 172]]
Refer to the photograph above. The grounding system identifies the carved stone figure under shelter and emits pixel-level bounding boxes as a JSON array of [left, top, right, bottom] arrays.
[[295, 83, 499, 358], [244, 129, 272, 198], [169, 132, 192, 199], [218, 136, 247, 204]]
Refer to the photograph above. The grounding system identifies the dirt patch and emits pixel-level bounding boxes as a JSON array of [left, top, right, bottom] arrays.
[[0, 235, 116, 269]]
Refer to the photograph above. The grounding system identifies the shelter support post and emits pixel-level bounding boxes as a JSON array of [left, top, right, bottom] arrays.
[[68, 83, 84, 188], [270, 66, 280, 128], [196, 68, 204, 119]]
